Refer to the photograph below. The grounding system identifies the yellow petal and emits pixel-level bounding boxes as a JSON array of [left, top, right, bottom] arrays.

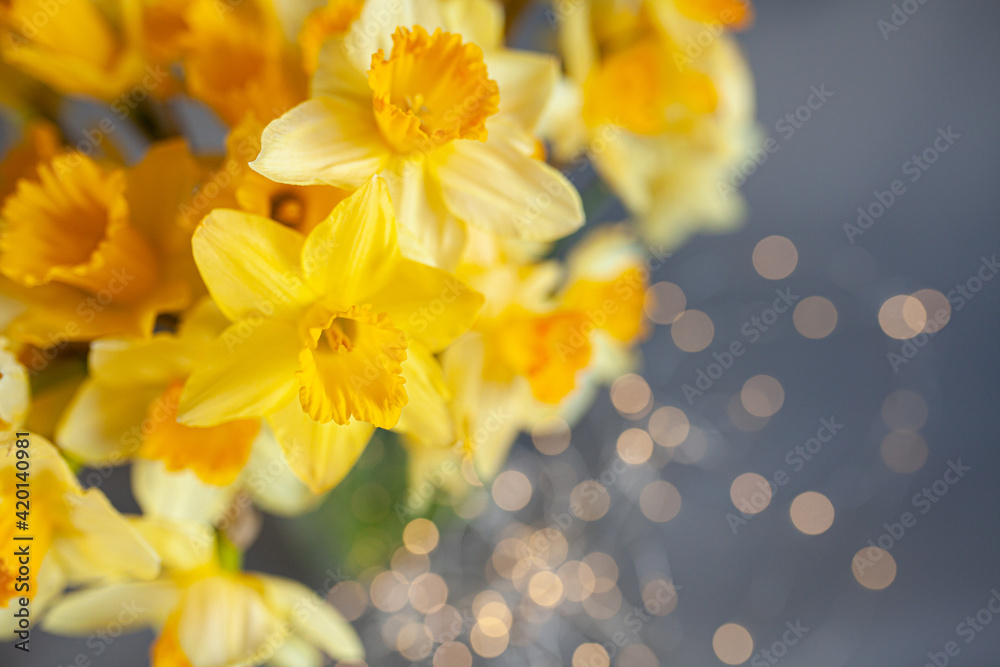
[[382, 158, 466, 270], [343, 0, 445, 73], [56, 488, 161, 582], [178, 319, 301, 427], [393, 342, 453, 448], [55, 379, 162, 465], [0, 338, 29, 429], [369, 257, 483, 351], [42, 581, 179, 636], [436, 124, 583, 241], [259, 575, 365, 661], [139, 381, 260, 486], [132, 460, 238, 526], [296, 305, 408, 428], [268, 400, 375, 493], [243, 427, 322, 516], [301, 177, 399, 304], [251, 97, 389, 187], [177, 575, 281, 667], [193, 210, 313, 322], [563, 267, 648, 343], [673, 0, 754, 28], [488, 50, 559, 131], [130, 517, 217, 572], [88, 335, 191, 386]]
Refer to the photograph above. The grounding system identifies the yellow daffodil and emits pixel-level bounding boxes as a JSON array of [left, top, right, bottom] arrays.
[[0, 140, 205, 345], [0, 434, 160, 636], [43, 519, 364, 666], [56, 299, 261, 486], [543, 0, 758, 246], [180, 0, 307, 125], [400, 226, 648, 486], [177, 177, 483, 492], [251, 0, 583, 268], [0, 0, 148, 100]]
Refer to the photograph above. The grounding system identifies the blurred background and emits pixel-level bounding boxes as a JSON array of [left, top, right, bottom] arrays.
[[20, 0, 1000, 665]]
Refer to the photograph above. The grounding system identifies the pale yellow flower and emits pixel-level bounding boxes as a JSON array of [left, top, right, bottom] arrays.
[[44, 519, 363, 666], [251, 0, 582, 268]]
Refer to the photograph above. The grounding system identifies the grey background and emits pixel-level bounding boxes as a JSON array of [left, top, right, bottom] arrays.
[[14, 0, 1000, 665]]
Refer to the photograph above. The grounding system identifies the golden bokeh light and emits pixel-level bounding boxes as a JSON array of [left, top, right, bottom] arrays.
[[618, 644, 660, 667], [391, 548, 430, 579], [878, 295, 926, 339], [730, 472, 772, 515], [641, 577, 679, 616], [617, 428, 654, 464], [558, 560, 597, 602], [741, 374, 785, 418], [611, 374, 653, 418], [713, 623, 754, 665], [880, 430, 929, 474], [403, 518, 440, 555], [793, 296, 838, 339], [671, 309, 715, 352], [789, 491, 835, 535], [397, 622, 434, 661], [492, 470, 533, 511], [470, 622, 509, 657], [753, 235, 798, 280], [639, 480, 682, 523], [911, 288, 951, 333], [434, 642, 473, 667], [425, 605, 463, 643], [327, 580, 368, 621], [477, 601, 513, 638], [531, 416, 571, 455], [528, 571, 565, 607], [570, 480, 611, 521], [648, 406, 690, 447], [644, 281, 687, 324], [409, 572, 448, 614], [572, 643, 610, 667], [881, 389, 928, 431], [370, 570, 409, 612], [852, 547, 897, 590]]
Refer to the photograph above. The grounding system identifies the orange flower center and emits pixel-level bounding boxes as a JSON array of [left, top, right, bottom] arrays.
[[368, 26, 500, 154], [297, 304, 409, 427], [0, 153, 158, 302]]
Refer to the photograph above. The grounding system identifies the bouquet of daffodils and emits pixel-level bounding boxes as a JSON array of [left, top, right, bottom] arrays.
[[0, 0, 755, 663]]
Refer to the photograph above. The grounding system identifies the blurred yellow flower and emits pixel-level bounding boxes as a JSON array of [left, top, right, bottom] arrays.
[[0, 434, 160, 635], [544, 0, 758, 246], [0, 141, 205, 345], [43, 519, 363, 666]]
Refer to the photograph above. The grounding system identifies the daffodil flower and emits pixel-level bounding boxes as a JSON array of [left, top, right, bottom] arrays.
[[43, 519, 363, 667], [56, 299, 262, 486], [251, 0, 583, 267], [178, 177, 483, 492], [543, 0, 758, 246], [0, 141, 205, 345], [0, 434, 160, 636]]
